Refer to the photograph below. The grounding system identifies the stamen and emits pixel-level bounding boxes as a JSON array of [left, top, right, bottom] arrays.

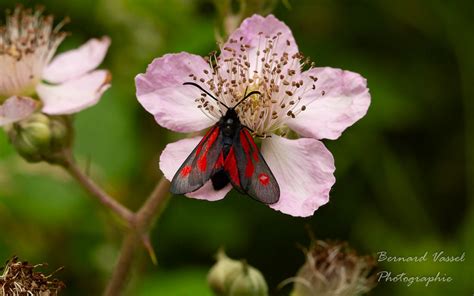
[[186, 31, 318, 136], [0, 6, 66, 98]]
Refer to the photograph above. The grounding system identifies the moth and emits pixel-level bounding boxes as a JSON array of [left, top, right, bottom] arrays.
[[170, 82, 280, 204]]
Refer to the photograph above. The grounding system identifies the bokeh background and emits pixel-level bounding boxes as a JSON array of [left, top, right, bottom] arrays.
[[1, 0, 473, 295]]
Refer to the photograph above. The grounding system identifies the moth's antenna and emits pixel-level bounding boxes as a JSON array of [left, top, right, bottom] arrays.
[[233, 90, 261, 109], [183, 82, 228, 109]]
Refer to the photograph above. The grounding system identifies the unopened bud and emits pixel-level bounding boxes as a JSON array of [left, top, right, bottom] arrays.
[[7, 113, 73, 164], [208, 251, 268, 296], [49, 115, 72, 149]]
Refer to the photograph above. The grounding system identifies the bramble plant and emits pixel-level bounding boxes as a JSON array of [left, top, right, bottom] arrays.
[[0, 2, 374, 295]]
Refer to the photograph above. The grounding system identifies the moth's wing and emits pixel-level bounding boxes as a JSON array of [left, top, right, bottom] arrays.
[[232, 128, 280, 204], [221, 145, 245, 193], [170, 125, 224, 194]]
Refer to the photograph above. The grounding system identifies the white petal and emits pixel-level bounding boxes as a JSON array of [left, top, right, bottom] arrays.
[[0, 96, 38, 126], [159, 137, 231, 201], [287, 67, 371, 140], [136, 53, 217, 133], [37, 70, 111, 115], [43, 37, 111, 83], [261, 135, 335, 217]]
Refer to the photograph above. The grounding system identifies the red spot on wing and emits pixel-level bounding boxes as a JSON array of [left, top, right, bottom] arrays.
[[197, 156, 207, 172], [245, 158, 254, 177], [215, 151, 225, 169], [180, 165, 192, 177], [240, 131, 254, 177], [195, 140, 204, 157], [240, 131, 250, 153], [258, 173, 270, 186], [224, 147, 240, 186], [196, 127, 220, 172], [242, 129, 259, 162]]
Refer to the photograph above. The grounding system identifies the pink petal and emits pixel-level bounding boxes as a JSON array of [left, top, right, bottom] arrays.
[[287, 67, 371, 140], [37, 70, 111, 115], [261, 135, 335, 217], [136, 53, 217, 133], [159, 137, 231, 201], [220, 14, 298, 70], [43, 37, 111, 84], [0, 96, 38, 126]]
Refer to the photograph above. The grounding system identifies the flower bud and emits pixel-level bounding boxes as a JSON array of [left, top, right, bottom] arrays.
[[208, 251, 268, 296], [289, 240, 377, 296], [49, 115, 72, 149], [7, 113, 73, 164], [226, 262, 268, 296]]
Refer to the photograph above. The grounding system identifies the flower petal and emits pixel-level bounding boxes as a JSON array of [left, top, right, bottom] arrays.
[[43, 37, 111, 83], [37, 70, 111, 115], [0, 96, 38, 126], [287, 67, 371, 140], [160, 137, 231, 201], [220, 14, 298, 71], [219, 14, 301, 81], [136, 53, 217, 133], [261, 135, 335, 217]]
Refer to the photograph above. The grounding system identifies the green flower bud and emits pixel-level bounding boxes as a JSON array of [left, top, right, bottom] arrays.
[[9, 113, 52, 162], [208, 251, 268, 296], [7, 113, 73, 164], [49, 115, 72, 149], [227, 262, 268, 296], [208, 252, 242, 296]]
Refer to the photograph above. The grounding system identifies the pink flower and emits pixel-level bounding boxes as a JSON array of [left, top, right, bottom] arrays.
[[136, 14, 370, 217], [0, 7, 111, 126]]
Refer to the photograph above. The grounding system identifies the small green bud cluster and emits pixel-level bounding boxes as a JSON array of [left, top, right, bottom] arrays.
[[7, 113, 72, 164], [208, 251, 268, 296]]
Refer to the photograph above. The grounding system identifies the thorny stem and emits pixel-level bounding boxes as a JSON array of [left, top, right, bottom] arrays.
[[103, 232, 139, 296], [59, 149, 171, 296], [104, 179, 170, 296]]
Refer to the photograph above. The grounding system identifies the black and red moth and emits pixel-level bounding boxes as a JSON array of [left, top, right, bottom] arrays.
[[170, 82, 280, 204]]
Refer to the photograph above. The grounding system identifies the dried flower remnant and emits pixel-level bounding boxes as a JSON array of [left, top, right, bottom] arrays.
[[0, 256, 64, 296], [0, 6, 111, 126], [137, 14, 371, 216], [289, 241, 377, 296]]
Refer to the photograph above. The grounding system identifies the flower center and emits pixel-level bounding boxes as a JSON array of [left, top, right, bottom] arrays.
[[0, 7, 67, 101], [189, 32, 320, 137]]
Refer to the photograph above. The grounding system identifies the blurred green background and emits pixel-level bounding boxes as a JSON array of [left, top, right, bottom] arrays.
[[1, 0, 473, 295]]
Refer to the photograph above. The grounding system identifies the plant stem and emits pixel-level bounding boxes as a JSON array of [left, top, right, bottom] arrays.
[[103, 232, 139, 296], [104, 179, 171, 296], [61, 150, 135, 224], [60, 149, 171, 295], [136, 178, 171, 230]]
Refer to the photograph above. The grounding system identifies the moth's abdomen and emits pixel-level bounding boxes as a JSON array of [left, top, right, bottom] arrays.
[[211, 170, 229, 190]]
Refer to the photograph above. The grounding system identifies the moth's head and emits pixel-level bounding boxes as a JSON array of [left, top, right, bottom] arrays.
[[224, 108, 239, 120]]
